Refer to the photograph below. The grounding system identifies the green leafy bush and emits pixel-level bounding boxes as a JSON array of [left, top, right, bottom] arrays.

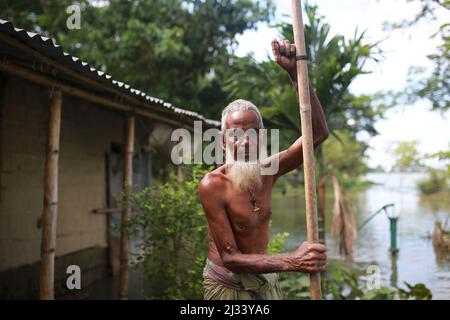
[[268, 232, 290, 255], [126, 165, 210, 299], [417, 168, 448, 194], [398, 282, 433, 300]]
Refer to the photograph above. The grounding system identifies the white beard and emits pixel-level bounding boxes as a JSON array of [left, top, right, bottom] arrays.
[[227, 161, 262, 192]]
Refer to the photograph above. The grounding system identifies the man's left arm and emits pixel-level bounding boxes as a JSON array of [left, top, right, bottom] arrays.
[[272, 84, 329, 179], [268, 39, 329, 180]]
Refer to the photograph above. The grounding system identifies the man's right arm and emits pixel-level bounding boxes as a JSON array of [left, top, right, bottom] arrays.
[[198, 173, 326, 274]]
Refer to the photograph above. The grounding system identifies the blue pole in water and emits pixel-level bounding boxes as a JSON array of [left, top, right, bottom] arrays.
[[389, 217, 399, 254]]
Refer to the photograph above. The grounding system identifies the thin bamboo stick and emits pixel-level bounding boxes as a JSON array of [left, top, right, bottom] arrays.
[[118, 115, 134, 300], [291, 0, 322, 300], [39, 87, 62, 300]]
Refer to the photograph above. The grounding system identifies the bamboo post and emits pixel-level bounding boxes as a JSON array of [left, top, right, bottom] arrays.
[[291, 0, 322, 300], [40, 87, 62, 300], [118, 114, 134, 299]]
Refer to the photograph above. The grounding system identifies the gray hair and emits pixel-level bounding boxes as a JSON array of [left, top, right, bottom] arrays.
[[221, 99, 264, 134]]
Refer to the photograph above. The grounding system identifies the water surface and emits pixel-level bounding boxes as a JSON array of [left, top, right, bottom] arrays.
[[271, 172, 450, 299]]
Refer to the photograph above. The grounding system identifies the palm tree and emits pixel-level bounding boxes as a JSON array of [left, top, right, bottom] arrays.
[[225, 3, 385, 172]]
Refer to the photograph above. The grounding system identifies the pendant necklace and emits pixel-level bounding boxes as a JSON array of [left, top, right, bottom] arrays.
[[248, 188, 261, 214]]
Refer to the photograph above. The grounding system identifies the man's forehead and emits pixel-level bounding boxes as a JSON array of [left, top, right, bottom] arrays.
[[225, 109, 261, 128]]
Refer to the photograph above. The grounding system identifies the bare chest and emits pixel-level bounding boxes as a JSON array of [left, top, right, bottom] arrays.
[[225, 184, 273, 235]]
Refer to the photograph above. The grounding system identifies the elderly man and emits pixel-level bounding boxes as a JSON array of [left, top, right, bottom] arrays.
[[198, 39, 329, 300]]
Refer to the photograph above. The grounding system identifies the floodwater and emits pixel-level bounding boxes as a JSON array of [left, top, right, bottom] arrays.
[[271, 172, 450, 299]]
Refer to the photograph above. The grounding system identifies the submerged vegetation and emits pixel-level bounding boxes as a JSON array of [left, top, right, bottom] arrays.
[[270, 232, 432, 300], [418, 149, 450, 195], [417, 168, 449, 194], [278, 264, 432, 300]]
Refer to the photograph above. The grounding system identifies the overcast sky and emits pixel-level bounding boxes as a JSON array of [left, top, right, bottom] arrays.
[[235, 0, 449, 170]]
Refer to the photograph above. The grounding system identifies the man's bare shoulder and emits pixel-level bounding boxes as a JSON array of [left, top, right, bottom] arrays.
[[198, 165, 228, 200]]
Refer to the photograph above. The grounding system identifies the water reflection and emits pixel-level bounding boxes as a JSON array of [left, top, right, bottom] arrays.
[[390, 253, 398, 288], [271, 172, 450, 299]]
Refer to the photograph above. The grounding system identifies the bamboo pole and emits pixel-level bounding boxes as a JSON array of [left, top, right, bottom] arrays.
[[291, 0, 322, 300], [39, 87, 62, 300], [118, 115, 134, 299]]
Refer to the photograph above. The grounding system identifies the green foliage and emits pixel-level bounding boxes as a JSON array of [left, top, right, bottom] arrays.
[[360, 287, 397, 300], [274, 235, 433, 300], [279, 262, 368, 300], [226, 4, 387, 136], [398, 282, 433, 300], [322, 130, 370, 182], [279, 262, 433, 300], [416, 145, 450, 194], [268, 232, 290, 255], [392, 140, 422, 172], [406, 31, 449, 112], [388, 0, 450, 111], [325, 263, 363, 299], [383, 0, 449, 30], [224, 3, 392, 181], [427, 146, 450, 178], [0, 0, 275, 119], [125, 165, 210, 299], [279, 272, 311, 299], [417, 168, 448, 194], [276, 7, 386, 137], [0, 0, 90, 36]]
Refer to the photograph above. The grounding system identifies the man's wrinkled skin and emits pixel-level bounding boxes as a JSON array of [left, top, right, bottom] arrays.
[[199, 39, 330, 275]]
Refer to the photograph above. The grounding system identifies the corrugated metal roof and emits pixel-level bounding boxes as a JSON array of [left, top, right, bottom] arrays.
[[0, 19, 220, 127]]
